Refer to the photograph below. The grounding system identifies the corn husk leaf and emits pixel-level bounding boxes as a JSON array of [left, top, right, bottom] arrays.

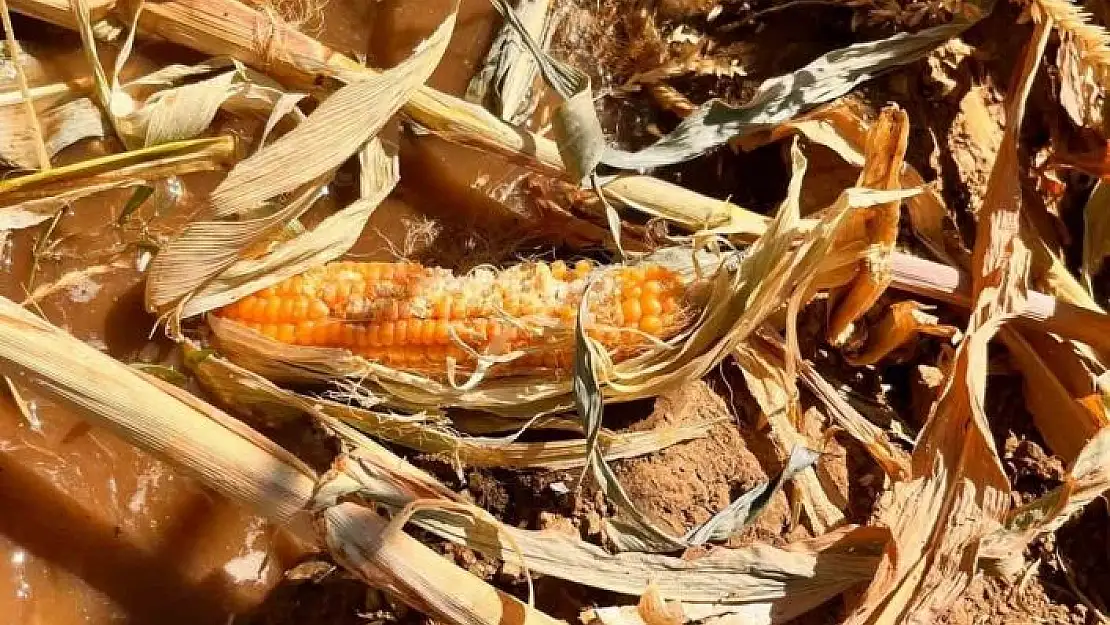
[[0, 96, 108, 169], [979, 425, 1110, 576], [847, 301, 958, 366], [188, 342, 714, 469], [1000, 327, 1107, 462], [321, 418, 886, 621], [0, 135, 234, 229], [466, 0, 560, 124], [731, 337, 848, 534], [740, 101, 965, 268], [179, 138, 398, 318], [1082, 180, 1110, 293], [827, 105, 909, 345], [845, 19, 1046, 622], [144, 7, 457, 316]]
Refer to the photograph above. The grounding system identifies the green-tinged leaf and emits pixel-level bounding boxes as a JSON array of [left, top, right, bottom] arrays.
[[129, 362, 188, 386], [573, 279, 605, 481], [602, 8, 989, 169], [683, 446, 820, 545], [496, 0, 990, 172], [117, 184, 154, 224]]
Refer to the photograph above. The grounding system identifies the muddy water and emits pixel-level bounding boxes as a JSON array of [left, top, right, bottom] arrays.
[[0, 1, 513, 623]]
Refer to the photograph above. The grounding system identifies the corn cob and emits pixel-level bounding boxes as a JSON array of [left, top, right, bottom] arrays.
[[213, 260, 689, 377]]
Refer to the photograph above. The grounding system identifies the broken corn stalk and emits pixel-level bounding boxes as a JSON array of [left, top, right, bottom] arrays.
[[214, 259, 690, 377]]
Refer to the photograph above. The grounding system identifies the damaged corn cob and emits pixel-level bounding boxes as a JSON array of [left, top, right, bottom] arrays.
[[213, 259, 690, 376]]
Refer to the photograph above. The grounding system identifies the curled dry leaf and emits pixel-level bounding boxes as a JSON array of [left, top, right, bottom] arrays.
[[738, 99, 966, 267], [847, 301, 959, 366], [827, 104, 909, 346], [845, 18, 1048, 623]]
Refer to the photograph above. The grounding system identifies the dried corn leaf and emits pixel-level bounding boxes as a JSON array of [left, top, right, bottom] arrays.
[[1000, 327, 1107, 461], [742, 101, 964, 267], [145, 8, 457, 315], [323, 419, 886, 619], [0, 136, 234, 229], [120, 58, 304, 147], [601, 175, 769, 240], [754, 331, 911, 480], [600, 8, 989, 169], [847, 301, 958, 366], [732, 339, 848, 533], [466, 0, 559, 124], [0, 295, 316, 524], [491, 0, 986, 173], [827, 105, 909, 345], [980, 425, 1110, 576], [324, 503, 564, 625], [845, 19, 1047, 622], [683, 446, 820, 545], [212, 14, 455, 219], [1082, 180, 1110, 293]]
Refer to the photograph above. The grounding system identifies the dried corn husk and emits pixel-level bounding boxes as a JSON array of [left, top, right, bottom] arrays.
[[187, 341, 715, 470], [318, 418, 887, 622], [144, 5, 458, 319]]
